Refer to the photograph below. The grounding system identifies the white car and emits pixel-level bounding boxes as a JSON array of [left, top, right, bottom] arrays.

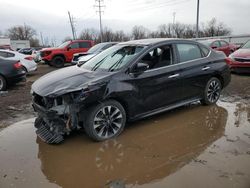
[[0, 49, 37, 73]]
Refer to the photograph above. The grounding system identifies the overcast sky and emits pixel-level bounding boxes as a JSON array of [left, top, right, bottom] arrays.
[[0, 0, 249, 45]]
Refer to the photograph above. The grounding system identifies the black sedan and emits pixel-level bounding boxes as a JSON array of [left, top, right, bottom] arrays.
[[31, 38, 231, 144], [0, 57, 26, 91]]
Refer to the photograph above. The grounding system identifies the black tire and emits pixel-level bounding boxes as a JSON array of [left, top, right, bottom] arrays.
[[22, 66, 28, 74], [84, 100, 126, 141], [51, 56, 65, 68], [201, 77, 222, 105], [0, 75, 7, 91]]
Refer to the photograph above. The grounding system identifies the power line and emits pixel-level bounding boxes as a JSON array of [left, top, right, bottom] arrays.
[[126, 0, 190, 13], [94, 0, 105, 42]]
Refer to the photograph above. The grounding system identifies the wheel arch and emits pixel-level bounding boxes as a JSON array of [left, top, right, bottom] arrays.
[[213, 74, 224, 88], [52, 54, 66, 61]]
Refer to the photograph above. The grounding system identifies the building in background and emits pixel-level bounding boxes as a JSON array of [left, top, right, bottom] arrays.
[[0, 37, 30, 50]]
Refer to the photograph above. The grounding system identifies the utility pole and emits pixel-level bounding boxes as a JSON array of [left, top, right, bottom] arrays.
[[172, 12, 176, 38], [40, 32, 44, 47], [173, 12, 176, 25], [94, 0, 105, 42], [68, 11, 77, 40], [196, 0, 200, 38]]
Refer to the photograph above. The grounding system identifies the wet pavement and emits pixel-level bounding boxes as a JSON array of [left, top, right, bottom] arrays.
[[0, 75, 250, 188]]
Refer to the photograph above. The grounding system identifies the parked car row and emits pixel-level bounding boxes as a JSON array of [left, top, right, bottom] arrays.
[[198, 39, 250, 73], [0, 57, 26, 91], [0, 49, 39, 91]]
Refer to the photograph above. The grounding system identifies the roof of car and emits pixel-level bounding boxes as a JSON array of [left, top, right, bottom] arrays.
[[119, 38, 191, 46]]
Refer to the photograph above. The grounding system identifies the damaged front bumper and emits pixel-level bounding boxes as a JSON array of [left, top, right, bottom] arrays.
[[32, 92, 83, 144]]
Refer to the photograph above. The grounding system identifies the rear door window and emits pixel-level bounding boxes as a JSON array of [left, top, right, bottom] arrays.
[[79, 42, 91, 48], [176, 44, 202, 63]]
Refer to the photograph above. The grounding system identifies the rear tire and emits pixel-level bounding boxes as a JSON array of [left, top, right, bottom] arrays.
[[0, 75, 7, 91], [22, 66, 28, 74], [201, 77, 222, 105], [84, 100, 126, 141], [51, 56, 65, 68]]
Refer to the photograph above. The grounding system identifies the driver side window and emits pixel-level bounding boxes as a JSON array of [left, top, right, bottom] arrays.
[[140, 45, 174, 70], [69, 42, 79, 49]]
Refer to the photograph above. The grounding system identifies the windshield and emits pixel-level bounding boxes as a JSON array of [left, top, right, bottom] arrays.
[[88, 43, 108, 53], [241, 40, 250, 49], [199, 40, 211, 47], [58, 41, 71, 48], [81, 45, 145, 71]]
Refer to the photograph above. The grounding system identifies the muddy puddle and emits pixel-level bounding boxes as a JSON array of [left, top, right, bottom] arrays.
[[0, 100, 250, 188]]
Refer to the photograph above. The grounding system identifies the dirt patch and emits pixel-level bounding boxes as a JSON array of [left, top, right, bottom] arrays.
[[0, 64, 56, 130]]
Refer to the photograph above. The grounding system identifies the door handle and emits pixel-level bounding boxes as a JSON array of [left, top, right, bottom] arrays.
[[168, 73, 180, 78], [202, 66, 210, 71]]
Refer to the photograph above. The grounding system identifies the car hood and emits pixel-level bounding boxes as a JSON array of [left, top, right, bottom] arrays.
[[32, 66, 112, 97], [231, 49, 250, 58], [78, 54, 96, 62], [41, 47, 64, 52]]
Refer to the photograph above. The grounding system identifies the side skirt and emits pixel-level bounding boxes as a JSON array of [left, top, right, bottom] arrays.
[[130, 98, 201, 121]]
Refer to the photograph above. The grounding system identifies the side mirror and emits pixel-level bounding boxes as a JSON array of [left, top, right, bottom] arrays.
[[77, 61, 84, 67], [133, 62, 149, 73], [211, 45, 217, 49], [67, 46, 71, 51]]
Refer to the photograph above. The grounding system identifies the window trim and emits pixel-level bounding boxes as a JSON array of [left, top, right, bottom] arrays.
[[144, 49, 211, 73]]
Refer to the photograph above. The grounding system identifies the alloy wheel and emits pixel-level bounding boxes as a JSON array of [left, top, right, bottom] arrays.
[[207, 80, 221, 103], [0, 78, 3, 90], [93, 105, 123, 139]]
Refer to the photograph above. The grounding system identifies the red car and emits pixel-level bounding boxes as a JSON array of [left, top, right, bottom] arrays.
[[40, 40, 94, 67], [199, 39, 237, 56], [228, 40, 250, 73]]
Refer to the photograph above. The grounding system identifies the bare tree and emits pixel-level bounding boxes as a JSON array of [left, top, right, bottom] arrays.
[[112, 30, 130, 42], [202, 18, 231, 37], [7, 24, 36, 40], [158, 24, 172, 38], [183, 24, 196, 38], [78, 28, 99, 41], [131, 25, 148, 40], [172, 23, 186, 38]]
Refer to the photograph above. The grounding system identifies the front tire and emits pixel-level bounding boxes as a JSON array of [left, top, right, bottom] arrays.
[[84, 100, 126, 141], [201, 77, 222, 105], [51, 56, 65, 68]]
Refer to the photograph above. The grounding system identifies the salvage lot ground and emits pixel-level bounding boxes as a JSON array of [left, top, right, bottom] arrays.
[[0, 64, 249, 188]]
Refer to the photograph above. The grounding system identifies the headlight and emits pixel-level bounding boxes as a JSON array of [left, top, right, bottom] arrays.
[[228, 54, 235, 61]]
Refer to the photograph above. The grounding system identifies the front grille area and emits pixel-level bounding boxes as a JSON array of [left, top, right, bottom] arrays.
[[40, 51, 46, 57], [235, 58, 250, 63]]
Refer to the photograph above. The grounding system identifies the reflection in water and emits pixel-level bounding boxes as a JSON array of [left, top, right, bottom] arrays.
[[95, 140, 124, 171], [37, 104, 227, 188]]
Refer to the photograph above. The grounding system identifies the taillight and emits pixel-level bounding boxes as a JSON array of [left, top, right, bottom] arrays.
[[25, 56, 33, 61], [13, 61, 22, 69]]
